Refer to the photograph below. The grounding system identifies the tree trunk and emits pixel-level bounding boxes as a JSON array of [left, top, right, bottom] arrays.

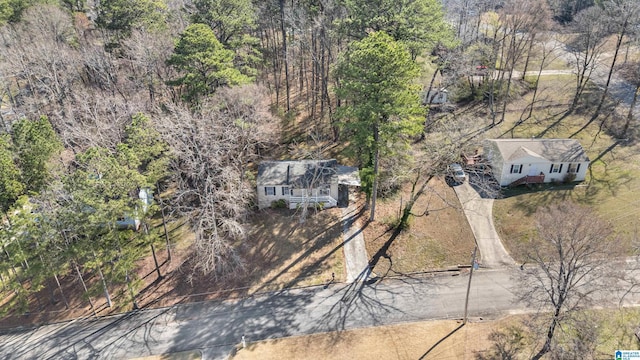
[[527, 66, 543, 120], [422, 68, 440, 136], [522, 33, 536, 79], [157, 190, 172, 262], [53, 273, 69, 309], [369, 124, 380, 222], [93, 255, 112, 308], [279, 0, 290, 112], [398, 174, 433, 229], [3, 247, 19, 278], [75, 262, 97, 317], [125, 270, 139, 310], [267, 27, 281, 106], [570, 56, 590, 113], [319, 28, 326, 121], [592, 26, 627, 120], [499, 69, 514, 125], [532, 309, 561, 360]]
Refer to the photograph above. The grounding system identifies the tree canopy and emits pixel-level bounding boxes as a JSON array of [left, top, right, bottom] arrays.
[[339, 0, 454, 57], [12, 116, 62, 195], [167, 23, 251, 105], [334, 31, 424, 218], [0, 135, 23, 212]]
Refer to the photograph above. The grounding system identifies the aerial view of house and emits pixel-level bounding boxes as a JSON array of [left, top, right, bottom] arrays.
[[2, 0, 640, 359], [256, 159, 360, 209], [483, 138, 590, 187]]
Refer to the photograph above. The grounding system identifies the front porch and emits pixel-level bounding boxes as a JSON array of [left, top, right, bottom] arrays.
[[288, 195, 338, 209], [509, 173, 545, 187]]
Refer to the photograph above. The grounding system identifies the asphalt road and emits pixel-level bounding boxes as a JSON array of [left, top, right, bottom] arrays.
[[0, 269, 524, 360], [2, 264, 639, 360]]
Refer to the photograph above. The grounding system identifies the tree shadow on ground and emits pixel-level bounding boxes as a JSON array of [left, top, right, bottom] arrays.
[[418, 322, 465, 359], [498, 184, 580, 221], [250, 204, 367, 293]]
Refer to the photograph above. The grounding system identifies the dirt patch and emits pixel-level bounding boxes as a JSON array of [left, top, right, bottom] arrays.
[[364, 177, 476, 276]]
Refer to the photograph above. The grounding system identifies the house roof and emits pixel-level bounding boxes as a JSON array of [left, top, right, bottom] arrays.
[[486, 139, 590, 163], [257, 159, 339, 187]]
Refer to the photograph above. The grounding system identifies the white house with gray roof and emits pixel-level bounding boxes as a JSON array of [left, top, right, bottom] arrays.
[[483, 139, 590, 187], [256, 159, 360, 209]]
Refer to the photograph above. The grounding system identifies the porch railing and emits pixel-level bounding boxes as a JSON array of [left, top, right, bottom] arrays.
[[288, 195, 337, 209]]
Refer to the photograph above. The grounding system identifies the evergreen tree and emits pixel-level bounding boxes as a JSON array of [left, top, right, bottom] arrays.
[[334, 32, 424, 220], [12, 116, 62, 195], [167, 23, 251, 105], [339, 0, 454, 58], [95, 0, 167, 36], [0, 135, 23, 213]]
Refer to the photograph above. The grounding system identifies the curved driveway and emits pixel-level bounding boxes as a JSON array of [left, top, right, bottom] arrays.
[[453, 182, 516, 268]]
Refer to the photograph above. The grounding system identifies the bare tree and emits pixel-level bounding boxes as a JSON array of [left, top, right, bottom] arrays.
[[520, 33, 563, 123], [567, 6, 608, 113], [0, 5, 81, 115], [496, 0, 552, 125], [156, 84, 278, 279], [122, 29, 177, 103], [517, 201, 624, 360], [617, 60, 640, 138], [590, 0, 640, 121]]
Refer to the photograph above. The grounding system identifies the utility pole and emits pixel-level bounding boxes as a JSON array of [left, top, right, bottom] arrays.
[[463, 245, 478, 325]]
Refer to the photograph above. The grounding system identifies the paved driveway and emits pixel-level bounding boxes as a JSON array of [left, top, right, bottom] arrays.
[[454, 182, 516, 268], [341, 204, 370, 283]]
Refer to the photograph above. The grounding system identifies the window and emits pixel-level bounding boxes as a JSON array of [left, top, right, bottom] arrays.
[[510, 164, 522, 174], [550, 163, 563, 173], [264, 187, 275, 196], [282, 187, 290, 196], [319, 187, 331, 196], [568, 163, 580, 173]]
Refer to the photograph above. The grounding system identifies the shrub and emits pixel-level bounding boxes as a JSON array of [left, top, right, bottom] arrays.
[[271, 199, 287, 209], [563, 173, 576, 184]]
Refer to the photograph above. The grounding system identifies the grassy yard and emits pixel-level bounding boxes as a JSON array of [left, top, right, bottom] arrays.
[[364, 177, 476, 276], [228, 308, 640, 360], [230, 318, 511, 360], [490, 75, 640, 261]]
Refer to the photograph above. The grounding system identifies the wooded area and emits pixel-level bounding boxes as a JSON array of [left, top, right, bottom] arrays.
[[0, 1, 639, 350]]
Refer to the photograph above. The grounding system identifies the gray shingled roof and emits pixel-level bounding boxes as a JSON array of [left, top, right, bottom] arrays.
[[257, 160, 339, 187], [486, 139, 590, 163]]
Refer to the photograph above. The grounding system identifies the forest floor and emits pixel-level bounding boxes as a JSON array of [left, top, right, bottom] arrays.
[[0, 206, 347, 328]]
